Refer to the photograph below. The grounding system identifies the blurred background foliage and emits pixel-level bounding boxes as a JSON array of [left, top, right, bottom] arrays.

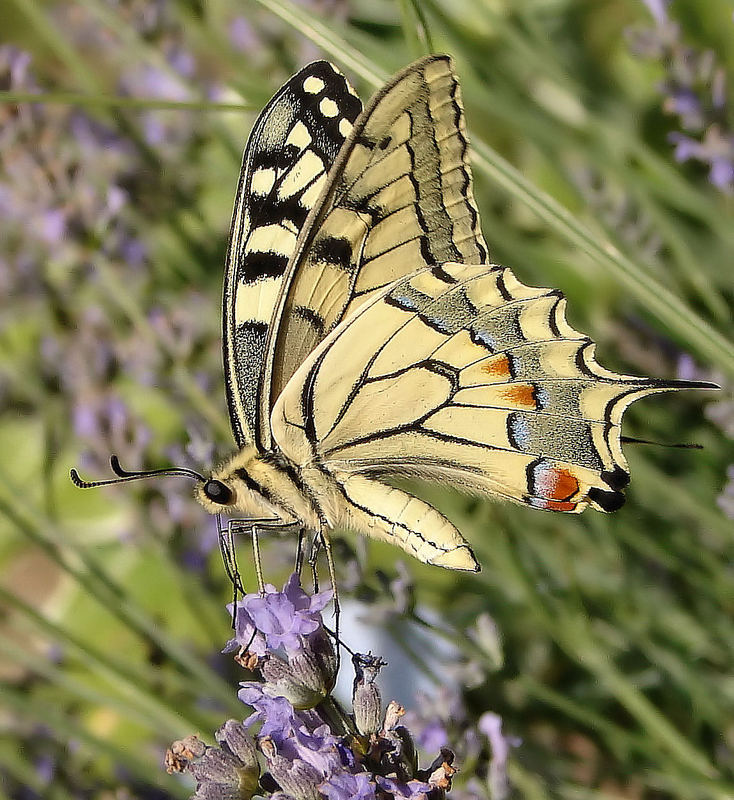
[[1, 0, 733, 797]]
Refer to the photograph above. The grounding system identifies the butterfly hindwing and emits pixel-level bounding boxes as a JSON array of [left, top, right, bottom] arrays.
[[272, 261, 693, 548], [223, 61, 362, 448], [260, 55, 488, 449]]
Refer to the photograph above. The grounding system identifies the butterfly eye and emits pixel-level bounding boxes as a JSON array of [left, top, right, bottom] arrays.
[[203, 479, 234, 505]]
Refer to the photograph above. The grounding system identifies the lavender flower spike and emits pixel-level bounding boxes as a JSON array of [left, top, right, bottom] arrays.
[[630, 2, 734, 194], [169, 576, 498, 800], [230, 574, 337, 708]]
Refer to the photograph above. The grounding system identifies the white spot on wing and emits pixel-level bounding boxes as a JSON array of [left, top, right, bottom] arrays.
[[338, 118, 353, 137], [251, 167, 275, 196], [235, 277, 281, 324], [286, 120, 312, 149], [247, 224, 297, 255], [303, 75, 325, 94], [319, 97, 339, 118]]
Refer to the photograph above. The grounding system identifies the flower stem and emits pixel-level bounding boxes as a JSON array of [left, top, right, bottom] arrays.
[[316, 695, 357, 737]]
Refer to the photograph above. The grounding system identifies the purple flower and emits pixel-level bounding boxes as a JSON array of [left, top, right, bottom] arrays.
[[630, 5, 734, 194], [663, 88, 701, 120], [642, 0, 671, 24], [290, 723, 343, 775], [479, 713, 517, 800], [403, 686, 468, 762], [34, 754, 55, 785], [225, 573, 332, 656], [239, 681, 344, 773], [669, 132, 702, 162], [39, 209, 67, 244], [229, 16, 260, 53], [414, 719, 448, 754], [244, 573, 332, 654], [171, 575, 494, 800], [239, 683, 297, 738], [478, 712, 509, 766], [709, 154, 734, 192], [321, 771, 376, 800], [375, 776, 432, 800], [224, 602, 267, 657]]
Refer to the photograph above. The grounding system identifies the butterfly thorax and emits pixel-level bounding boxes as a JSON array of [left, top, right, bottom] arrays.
[[194, 446, 323, 530]]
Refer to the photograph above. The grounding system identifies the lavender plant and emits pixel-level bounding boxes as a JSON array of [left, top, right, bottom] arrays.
[[628, 0, 734, 193], [166, 574, 505, 800]]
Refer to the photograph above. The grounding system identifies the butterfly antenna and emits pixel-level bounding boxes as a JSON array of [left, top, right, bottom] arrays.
[[621, 436, 703, 450], [70, 455, 206, 489]]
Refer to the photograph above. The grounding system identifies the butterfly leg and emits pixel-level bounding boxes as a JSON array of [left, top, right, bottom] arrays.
[[319, 528, 340, 644], [251, 526, 265, 595], [312, 527, 343, 673], [217, 515, 246, 627], [294, 528, 306, 576], [319, 530, 339, 620], [217, 515, 236, 585], [308, 533, 322, 593]]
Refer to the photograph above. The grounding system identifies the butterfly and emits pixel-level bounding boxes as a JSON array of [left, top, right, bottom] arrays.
[[72, 55, 715, 580]]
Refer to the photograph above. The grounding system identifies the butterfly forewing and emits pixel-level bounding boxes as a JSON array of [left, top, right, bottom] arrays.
[[223, 61, 362, 449], [261, 55, 488, 449], [272, 261, 690, 519]]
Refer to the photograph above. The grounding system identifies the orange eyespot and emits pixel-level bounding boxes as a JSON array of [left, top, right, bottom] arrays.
[[542, 467, 580, 502], [528, 460, 581, 512]]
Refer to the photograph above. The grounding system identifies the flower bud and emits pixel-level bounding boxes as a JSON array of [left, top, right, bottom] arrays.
[[215, 719, 260, 796], [352, 654, 385, 736], [168, 722, 260, 800], [258, 627, 337, 709], [307, 628, 338, 691], [260, 650, 328, 709], [260, 736, 322, 800]]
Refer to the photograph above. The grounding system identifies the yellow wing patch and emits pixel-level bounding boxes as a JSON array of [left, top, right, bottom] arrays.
[[262, 55, 489, 449], [272, 262, 701, 519]]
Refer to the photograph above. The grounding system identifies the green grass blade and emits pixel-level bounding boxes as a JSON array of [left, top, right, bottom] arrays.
[[398, 0, 435, 58], [0, 685, 189, 798]]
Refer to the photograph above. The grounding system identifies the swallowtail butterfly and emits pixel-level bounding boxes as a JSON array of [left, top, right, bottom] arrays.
[[73, 56, 715, 577]]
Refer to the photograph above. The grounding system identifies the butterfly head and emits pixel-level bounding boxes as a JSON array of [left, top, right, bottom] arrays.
[[193, 448, 291, 521]]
